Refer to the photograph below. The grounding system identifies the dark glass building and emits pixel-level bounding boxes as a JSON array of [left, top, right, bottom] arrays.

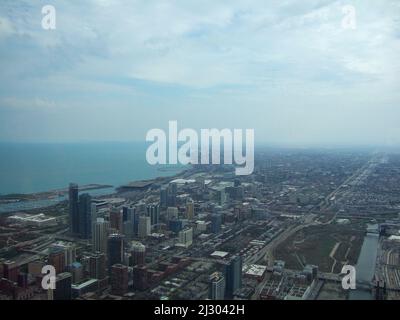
[[107, 234, 124, 271], [78, 193, 92, 239], [54, 272, 72, 300], [224, 255, 242, 298], [68, 183, 79, 235]]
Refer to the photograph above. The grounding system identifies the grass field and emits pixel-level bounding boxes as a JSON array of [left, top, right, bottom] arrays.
[[274, 221, 365, 273]]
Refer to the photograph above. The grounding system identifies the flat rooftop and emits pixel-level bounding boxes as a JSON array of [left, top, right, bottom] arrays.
[[243, 264, 267, 277], [210, 251, 229, 258]]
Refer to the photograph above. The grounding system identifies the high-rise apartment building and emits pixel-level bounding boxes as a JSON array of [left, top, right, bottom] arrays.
[[92, 218, 109, 253], [138, 216, 151, 238]]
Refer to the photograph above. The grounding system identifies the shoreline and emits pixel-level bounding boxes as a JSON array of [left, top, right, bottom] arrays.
[[0, 166, 190, 215], [0, 184, 114, 203]]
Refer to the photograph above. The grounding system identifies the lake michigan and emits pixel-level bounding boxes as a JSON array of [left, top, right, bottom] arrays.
[[0, 141, 183, 196]]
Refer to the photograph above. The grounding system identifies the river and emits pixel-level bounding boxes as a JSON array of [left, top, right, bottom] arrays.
[[349, 225, 379, 300]]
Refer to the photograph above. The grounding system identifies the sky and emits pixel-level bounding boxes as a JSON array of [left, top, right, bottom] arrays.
[[0, 0, 399, 146]]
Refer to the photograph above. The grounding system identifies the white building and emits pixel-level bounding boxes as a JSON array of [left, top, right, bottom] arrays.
[[92, 218, 109, 253], [7, 213, 57, 227], [178, 228, 193, 248]]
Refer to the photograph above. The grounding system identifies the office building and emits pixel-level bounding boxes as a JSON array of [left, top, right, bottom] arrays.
[[68, 184, 94, 239], [224, 255, 242, 298], [167, 183, 177, 207], [78, 193, 92, 239], [92, 218, 109, 253], [132, 265, 148, 291], [91, 203, 97, 224], [209, 272, 226, 300], [168, 218, 184, 233], [48, 247, 65, 274], [131, 241, 146, 266], [88, 252, 106, 280], [138, 216, 151, 238], [122, 206, 129, 222], [186, 199, 194, 220], [51, 242, 76, 269], [110, 264, 128, 295], [146, 204, 160, 226], [211, 214, 222, 233], [160, 187, 168, 208], [107, 234, 124, 270], [54, 272, 72, 300], [110, 209, 123, 234], [178, 228, 193, 248], [132, 210, 140, 237], [68, 183, 79, 235], [122, 206, 136, 238]]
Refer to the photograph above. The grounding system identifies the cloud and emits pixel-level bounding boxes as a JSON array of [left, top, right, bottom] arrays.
[[0, 97, 56, 109], [0, 0, 399, 144], [0, 16, 15, 39]]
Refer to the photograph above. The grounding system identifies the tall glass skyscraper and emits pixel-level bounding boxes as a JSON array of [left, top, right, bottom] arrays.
[[224, 255, 242, 298], [107, 234, 124, 271], [68, 183, 79, 235], [79, 193, 92, 239]]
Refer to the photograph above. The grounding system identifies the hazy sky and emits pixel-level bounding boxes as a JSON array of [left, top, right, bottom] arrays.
[[0, 0, 399, 146]]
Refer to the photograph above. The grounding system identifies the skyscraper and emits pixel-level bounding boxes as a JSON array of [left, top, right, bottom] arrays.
[[224, 255, 242, 298], [123, 206, 136, 238], [132, 265, 149, 291], [160, 187, 168, 208], [91, 203, 97, 225], [131, 241, 146, 266], [110, 209, 123, 234], [209, 272, 226, 300], [167, 182, 177, 206], [138, 216, 151, 238], [132, 210, 140, 237], [186, 199, 194, 220], [107, 234, 124, 270], [110, 264, 128, 295], [92, 218, 109, 253], [146, 204, 160, 226], [88, 252, 106, 280], [78, 193, 92, 239], [54, 272, 72, 300], [48, 247, 66, 274], [211, 214, 222, 233], [51, 242, 76, 268], [68, 183, 79, 235], [122, 206, 129, 222]]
